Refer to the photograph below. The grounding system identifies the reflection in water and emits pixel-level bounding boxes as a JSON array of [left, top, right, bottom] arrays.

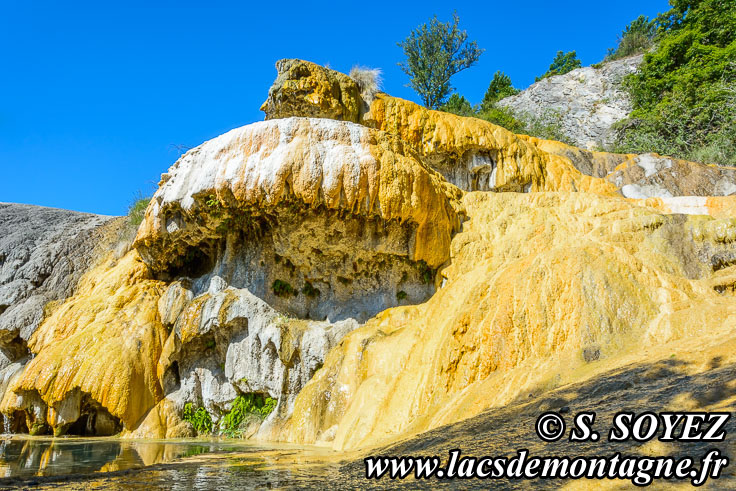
[[0, 436, 348, 488], [0, 436, 216, 479]]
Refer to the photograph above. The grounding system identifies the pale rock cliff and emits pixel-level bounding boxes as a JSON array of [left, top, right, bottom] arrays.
[[0, 204, 114, 363], [498, 55, 643, 150]]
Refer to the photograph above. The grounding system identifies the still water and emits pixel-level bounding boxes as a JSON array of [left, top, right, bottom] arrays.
[[0, 435, 350, 488]]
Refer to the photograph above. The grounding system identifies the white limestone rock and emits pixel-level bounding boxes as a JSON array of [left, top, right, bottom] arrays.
[[159, 281, 360, 433], [498, 55, 643, 150]]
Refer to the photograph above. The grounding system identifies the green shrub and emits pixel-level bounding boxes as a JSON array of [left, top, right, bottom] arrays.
[[127, 194, 151, 227], [182, 403, 213, 435], [440, 94, 475, 116], [477, 105, 527, 134], [535, 51, 582, 82], [205, 195, 221, 209], [219, 394, 278, 437], [417, 261, 435, 284], [522, 109, 574, 145], [205, 195, 223, 217], [480, 71, 519, 111], [613, 0, 736, 167], [272, 279, 297, 297], [396, 290, 408, 301], [301, 281, 321, 298], [605, 15, 657, 61]]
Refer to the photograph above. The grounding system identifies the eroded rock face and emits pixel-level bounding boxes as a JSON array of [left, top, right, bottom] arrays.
[[261, 59, 363, 123], [530, 139, 736, 198], [261, 61, 619, 196], [0, 250, 168, 436], [498, 55, 643, 150], [263, 58, 736, 201], [610, 153, 736, 198], [154, 278, 357, 437], [134, 117, 462, 322], [0, 203, 114, 367]]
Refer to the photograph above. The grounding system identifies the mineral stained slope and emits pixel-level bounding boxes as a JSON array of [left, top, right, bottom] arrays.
[[284, 192, 736, 450], [260, 60, 736, 450]]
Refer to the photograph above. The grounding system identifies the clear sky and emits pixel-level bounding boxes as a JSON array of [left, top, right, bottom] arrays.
[[0, 0, 670, 215]]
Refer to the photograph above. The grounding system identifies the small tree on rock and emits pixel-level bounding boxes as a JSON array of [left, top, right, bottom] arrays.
[[398, 12, 483, 109], [536, 50, 582, 81], [480, 71, 519, 112], [441, 94, 475, 116]]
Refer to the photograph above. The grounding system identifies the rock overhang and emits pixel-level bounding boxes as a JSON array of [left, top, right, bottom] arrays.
[[134, 117, 463, 276]]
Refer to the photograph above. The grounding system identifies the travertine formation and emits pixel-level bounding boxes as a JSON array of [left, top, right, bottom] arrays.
[[134, 117, 462, 274], [0, 59, 734, 448], [3, 251, 166, 435], [284, 192, 736, 449], [531, 138, 736, 199], [263, 59, 736, 201], [261, 59, 364, 123]]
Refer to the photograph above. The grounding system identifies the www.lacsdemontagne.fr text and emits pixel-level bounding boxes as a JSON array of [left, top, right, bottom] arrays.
[[363, 411, 731, 486], [364, 448, 727, 486]]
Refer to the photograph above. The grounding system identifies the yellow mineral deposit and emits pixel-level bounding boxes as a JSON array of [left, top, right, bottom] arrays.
[[285, 192, 736, 450], [364, 94, 619, 195], [133, 117, 463, 272], [1, 250, 167, 434]]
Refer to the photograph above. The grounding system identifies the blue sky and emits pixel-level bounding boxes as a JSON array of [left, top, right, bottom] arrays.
[[1, 0, 669, 215]]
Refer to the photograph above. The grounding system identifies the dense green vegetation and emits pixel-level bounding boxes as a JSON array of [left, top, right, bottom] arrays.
[[219, 394, 277, 437], [183, 394, 277, 437], [612, 0, 736, 166], [476, 105, 528, 134], [605, 15, 657, 61], [535, 51, 582, 81], [406, 4, 735, 166], [398, 12, 483, 109], [182, 402, 213, 434]]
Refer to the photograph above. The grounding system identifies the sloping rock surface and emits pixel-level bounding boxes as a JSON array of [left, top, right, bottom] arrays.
[[0, 203, 113, 364], [498, 55, 643, 149]]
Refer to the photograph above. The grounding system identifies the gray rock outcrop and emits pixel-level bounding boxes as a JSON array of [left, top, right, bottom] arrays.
[[157, 276, 358, 437], [0, 203, 114, 367], [498, 55, 643, 150]]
